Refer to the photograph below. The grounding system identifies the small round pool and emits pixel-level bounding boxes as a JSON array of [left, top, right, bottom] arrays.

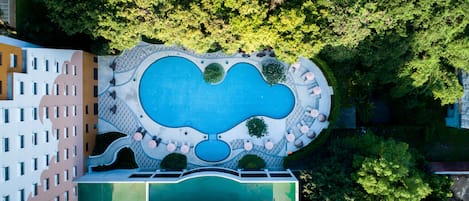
[[194, 138, 231, 162], [139, 56, 295, 134]]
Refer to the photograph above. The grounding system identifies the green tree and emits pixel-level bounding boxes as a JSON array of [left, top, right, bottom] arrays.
[[203, 63, 224, 83], [238, 154, 266, 170], [246, 117, 268, 138], [299, 133, 451, 201], [261, 60, 286, 84], [160, 153, 187, 170]]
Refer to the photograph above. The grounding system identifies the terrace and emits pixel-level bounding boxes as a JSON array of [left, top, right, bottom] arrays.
[[88, 42, 333, 171]]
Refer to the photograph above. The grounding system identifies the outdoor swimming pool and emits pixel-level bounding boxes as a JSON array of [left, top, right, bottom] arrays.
[[139, 56, 295, 134], [149, 176, 296, 201]]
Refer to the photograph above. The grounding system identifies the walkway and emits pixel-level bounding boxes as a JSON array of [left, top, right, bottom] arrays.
[[90, 42, 333, 171]]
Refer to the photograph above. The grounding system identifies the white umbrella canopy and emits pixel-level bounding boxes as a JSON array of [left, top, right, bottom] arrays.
[[167, 142, 176, 152]]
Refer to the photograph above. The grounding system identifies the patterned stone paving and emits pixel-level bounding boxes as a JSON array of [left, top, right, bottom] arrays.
[[91, 43, 333, 171]]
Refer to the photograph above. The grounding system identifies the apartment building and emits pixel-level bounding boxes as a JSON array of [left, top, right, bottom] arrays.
[[0, 36, 97, 201]]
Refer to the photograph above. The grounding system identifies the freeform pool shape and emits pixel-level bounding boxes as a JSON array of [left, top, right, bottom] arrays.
[[139, 56, 295, 134]]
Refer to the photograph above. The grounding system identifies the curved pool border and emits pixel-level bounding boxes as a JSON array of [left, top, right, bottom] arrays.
[[137, 57, 295, 134]]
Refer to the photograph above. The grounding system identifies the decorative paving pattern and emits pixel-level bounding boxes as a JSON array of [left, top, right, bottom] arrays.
[[98, 91, 139, 135], [91, 43, 333, 171]]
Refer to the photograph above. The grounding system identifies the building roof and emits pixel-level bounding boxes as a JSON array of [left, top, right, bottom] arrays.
[[0, 35, 41, 48]]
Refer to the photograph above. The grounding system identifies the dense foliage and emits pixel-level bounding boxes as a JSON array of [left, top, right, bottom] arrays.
[[92, 132, 126, 155], [246, 117, 268, 138], [160, 153, 187, 170], [238, 154, 266, 170], [298, 133, 453, 201], [262, 60, 286, 84], [41, 0, 469, 105], [203, 63, 224, 83]]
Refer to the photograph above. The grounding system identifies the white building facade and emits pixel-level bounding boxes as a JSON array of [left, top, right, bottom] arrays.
[[0, 36, 97, 201]]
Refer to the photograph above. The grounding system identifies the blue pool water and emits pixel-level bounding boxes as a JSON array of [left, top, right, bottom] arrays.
[[139, 56, 294, 134], [194, 134, 230, 162], [139, 56, 294, 162]]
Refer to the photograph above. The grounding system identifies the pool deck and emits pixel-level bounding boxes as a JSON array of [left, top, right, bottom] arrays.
[[90, 42, 332, 171]]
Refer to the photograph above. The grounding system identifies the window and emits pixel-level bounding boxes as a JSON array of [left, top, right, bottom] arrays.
[[19, 108, 24, 121], [85, 105, 88, 114], [0, 80, 2, 94], [56, 62, 59, 73], [86, 142, 89, 152], [32, 183, 38, 197], [93, 86, 98, 97], [33, 108, 38, 120], [32, 132, 37, 146], [56, 151, 59, 163], [3, 166, 9, 181], [3, 137, 9, 152], [72, 126, 77, 136], [44, 178, 49, 191], [54, 106, 59, 118], [18, 162, 24, 176], [55, 174, 60, 186], [93, 68, 98, 80], [4, 109, 8, 123], [85, 124, 89, 133], [93, 103, 98, 115], [33, 82, 37, 95], [64, 85, 68, 96], [45, 83, 49, 95], [18, 189, 24, 201], [45, 60, 49, 71], [72, 65, 77, 75], [10, 54, 17, 68], [64, 127, 68, 139], [64, 170, 69, 181], [55, 196, 59, 201], [73, 166, 77, 177], [19, 135, 24, 149], [72, 85, 76, 96], [19, 81, 24, 95], [45, 154, 49, 167], [55, 84, 59, 96], [64, 191, 69, 201], [73, 145, 77, 157], [0, 52, 2, 65], [33, 57, 37, 70], [32, 158, 38, 171], [3, 195, 9, 201], [64, 148, 69, 160], [72, 105, 77, 116], [55, 129, 59, 140], [64, 64, 68, 74], [44, 106, 49, 119], [45, 130, 49, 143], [64, 106, 68, 117]]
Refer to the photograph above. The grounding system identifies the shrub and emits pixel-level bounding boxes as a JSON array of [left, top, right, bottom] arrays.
[[262, 60, 286, 84], [246, 117, 268, 138], [203, 63, 224, 83], [160, 153, 187, 170], [238, 154, 266, 170]]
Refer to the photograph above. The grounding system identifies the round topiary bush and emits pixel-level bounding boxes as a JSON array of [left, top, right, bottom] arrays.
[[160, 153, 187, 170], [238, 154, 266, 170], [203, 63, 224, 83], [246, 117, 268, 138], [262, 60, 286, 84]]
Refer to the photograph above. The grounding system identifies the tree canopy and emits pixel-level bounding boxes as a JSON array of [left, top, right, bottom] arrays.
[[299, 133, 452, 201], [42, 0, 469, 105]]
